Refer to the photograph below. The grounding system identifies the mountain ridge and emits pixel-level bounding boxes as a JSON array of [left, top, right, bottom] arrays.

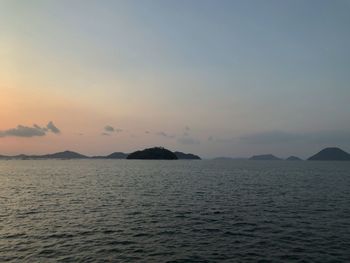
[[308, 147, 350, 161]]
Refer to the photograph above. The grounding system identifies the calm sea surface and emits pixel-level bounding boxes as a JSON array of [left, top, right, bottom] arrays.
[[1, 160, 350, 262]]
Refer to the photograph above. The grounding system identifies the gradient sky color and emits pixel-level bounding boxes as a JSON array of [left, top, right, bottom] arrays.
[[1, 0, 350, 158]]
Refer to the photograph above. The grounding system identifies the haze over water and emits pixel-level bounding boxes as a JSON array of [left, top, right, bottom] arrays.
[[1, 160, 350, 262]]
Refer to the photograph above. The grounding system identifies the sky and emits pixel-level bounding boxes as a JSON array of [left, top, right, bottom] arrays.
[[1, 0, 350, 158]]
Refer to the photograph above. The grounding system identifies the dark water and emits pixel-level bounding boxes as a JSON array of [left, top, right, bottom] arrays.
[[1, 160, 350, 262]]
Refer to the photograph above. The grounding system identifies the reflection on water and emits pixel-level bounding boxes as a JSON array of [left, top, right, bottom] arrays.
[[1, 160, 350, 262]]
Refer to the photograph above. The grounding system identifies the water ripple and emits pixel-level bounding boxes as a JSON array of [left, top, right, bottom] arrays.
[[1, 160, 350, 262]]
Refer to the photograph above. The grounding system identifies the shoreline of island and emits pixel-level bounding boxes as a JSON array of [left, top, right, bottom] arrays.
[[1, 147, 350, 161]]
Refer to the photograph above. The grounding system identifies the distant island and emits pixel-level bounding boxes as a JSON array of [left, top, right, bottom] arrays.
[[127, 147, 178, 160], [286, 156, 302, 161], [43, 151, 87, 159], [308, 147, 350, 161], [249, 154, 281, 160], [0, 151, 88, 160], [0, 147, 202, 160], [92, 152, 128, 159], [174, 151, 201, 160], [1, 147, 350, 161]]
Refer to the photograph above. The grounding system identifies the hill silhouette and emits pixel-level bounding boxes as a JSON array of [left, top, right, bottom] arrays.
[[127, 147, 178, 160], [2, 147, 350, 161], [308, 147, 350, 161], [174, 151, 201, 160], [92, 152, 128, 159], [41, 151, 88, 159], [0, 151, 88, 160], [286, 156, 302, 161], [0, 148, 201, 160], [249, 154, 281, 160], [107, 152, 128, 159]]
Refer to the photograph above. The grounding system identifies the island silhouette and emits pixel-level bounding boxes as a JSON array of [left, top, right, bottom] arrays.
[[174, 151, 201, 160], [249, 154, 282, 160], [127, 147, 178, 160], [308, 147, 350, 161], [286, 156, 303, 161], [91, 152, 128, 159], [1, 147, 349, 161], [0, 147, 200, 160]]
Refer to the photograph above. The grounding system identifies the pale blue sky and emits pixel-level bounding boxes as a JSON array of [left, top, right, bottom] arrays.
[[1, 0, 350, 158]]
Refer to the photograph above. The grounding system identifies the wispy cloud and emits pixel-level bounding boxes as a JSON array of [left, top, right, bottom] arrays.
[[47, 121, 61, 134], [156, 131, 175, 139], [0, 122, 61, 138], [176, 126, 200, 144], [104, 125, 122, 133], [104, 125, 115, 132], [33, 124, 47, 132], [0, 125, 46, 138]]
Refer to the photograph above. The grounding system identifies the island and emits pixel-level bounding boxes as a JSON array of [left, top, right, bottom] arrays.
[[92, 152, 128, 159], [286, 156, 302, 161], [0, 151, 88, 160], [40, 151, 88, 159], [308, 147, 350, 161], [2, 147, 350, 161], [127, 147, 178, 160], [0, 148, 202, 160], [174, 151, 201, 160], [249, 154, 281, 160]]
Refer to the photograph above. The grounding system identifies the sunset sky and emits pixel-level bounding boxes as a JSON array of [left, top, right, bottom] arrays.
[[1, 0, 350, 158]]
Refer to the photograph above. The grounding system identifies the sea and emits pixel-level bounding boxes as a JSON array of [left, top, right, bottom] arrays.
[[1, 160, 350, 262]]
